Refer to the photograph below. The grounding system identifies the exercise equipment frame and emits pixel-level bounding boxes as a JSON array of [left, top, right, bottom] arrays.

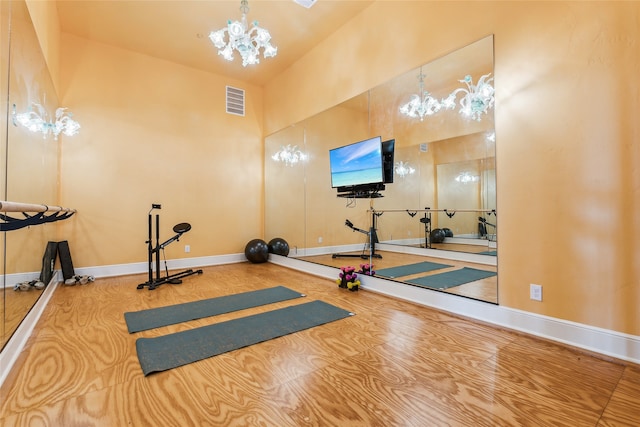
[[332, 211, 383, 261], [137, 204, 202, 290]]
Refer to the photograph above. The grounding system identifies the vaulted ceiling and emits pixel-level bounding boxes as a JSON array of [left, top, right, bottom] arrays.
[[56, 0, 374, 86]]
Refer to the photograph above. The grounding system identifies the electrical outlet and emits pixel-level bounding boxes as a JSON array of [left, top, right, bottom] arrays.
[[318, 237, 323, 243], [530, 284, 542, 301], [185, 245, 190, 253]]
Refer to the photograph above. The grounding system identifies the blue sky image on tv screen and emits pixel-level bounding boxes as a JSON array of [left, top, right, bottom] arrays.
[[330, 136, 383, 188]]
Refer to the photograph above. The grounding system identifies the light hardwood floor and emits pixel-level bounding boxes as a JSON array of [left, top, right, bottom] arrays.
[[0, 263, 638, 426]]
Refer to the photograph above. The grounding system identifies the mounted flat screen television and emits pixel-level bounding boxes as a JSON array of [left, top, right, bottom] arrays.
[[330, 136, 383, 189], [382, 138, 395, 184]]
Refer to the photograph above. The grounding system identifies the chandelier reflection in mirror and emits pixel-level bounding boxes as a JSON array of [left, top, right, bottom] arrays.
[[399, 69, 441, 121], [209, 0, 277, 67], [272, 145, 307, 166], [394, 161, 415, 178], [455, 172, 480, 183], [441, 74, 495, 121], [13, 103, 80, 141]]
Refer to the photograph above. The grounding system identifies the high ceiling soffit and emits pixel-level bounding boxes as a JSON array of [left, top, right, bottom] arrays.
[[56, 0, 375, 87]]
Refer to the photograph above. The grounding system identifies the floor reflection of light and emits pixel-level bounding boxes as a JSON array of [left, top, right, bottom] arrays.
[[384, 310, 426, 353]]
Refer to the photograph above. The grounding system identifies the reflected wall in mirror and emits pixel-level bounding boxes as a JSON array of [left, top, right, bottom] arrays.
[[265, 35, 496, 303], [1, 0, 9, 350], [1, 0, 61, 351]]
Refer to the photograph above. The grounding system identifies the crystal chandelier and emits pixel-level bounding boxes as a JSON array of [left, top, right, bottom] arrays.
[[394, 161, 415, 178], [209, 0, 277, 67], [272, 145, 307, 166], [441, 74, 495, 121], [399, 69, 441, 121], [13, 103, 80, 140]]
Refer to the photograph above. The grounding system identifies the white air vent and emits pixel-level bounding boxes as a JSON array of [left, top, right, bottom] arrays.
[[226, 86, 245, 116], [293, 0, 317, 9], [420, 143, 428, 152]]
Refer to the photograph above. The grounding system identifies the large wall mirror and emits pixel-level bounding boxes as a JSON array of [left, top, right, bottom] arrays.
[[1, 0, 61, 351], [266, 35, 497, 304]]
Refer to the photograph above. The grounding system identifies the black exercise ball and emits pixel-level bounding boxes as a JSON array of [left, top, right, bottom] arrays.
[[443, 228, 454, 238], [245, 239, 269, 263], [430, 228, 446, 244], [268, 237, 290, 256]]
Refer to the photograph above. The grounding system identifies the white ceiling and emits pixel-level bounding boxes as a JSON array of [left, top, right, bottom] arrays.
[[56, 0, 374, 86]]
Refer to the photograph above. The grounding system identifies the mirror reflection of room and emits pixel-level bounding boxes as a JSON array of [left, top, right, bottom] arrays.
[[0, 0, 69, 352], [265, 35, 497, 304]]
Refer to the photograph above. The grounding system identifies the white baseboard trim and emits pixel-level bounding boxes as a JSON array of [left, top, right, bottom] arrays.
[[269, 255, 640, 365], [443, 236, 489, 246], [290, 244, 366, 258], [72, 253, 246, 279], [290, 243, 497, 267], [1, 253, 247, 288], [376, 243, 497, 266], [2, 271, 45, 289]]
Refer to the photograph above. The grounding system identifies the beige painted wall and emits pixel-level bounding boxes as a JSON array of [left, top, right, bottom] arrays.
[[24, 2, 640, 337], [264, 2, 640, 336], [25, 0, 60, 94], [56, 34, 265, 268]]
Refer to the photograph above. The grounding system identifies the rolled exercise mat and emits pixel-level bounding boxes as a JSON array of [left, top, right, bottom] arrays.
[[125, 286, 305, 333]]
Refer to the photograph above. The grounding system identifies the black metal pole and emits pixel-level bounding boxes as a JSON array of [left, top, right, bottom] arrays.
[[155, 213, 160, 282], [147, 213, 153, 285]]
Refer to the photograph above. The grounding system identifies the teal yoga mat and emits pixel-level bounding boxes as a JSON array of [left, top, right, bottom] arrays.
[[477, 250, 497, 256], [124, 286, 305, 333], [406, 267, 497, 290], [136, 300, 353, 376], [376, 261, 452, 278]]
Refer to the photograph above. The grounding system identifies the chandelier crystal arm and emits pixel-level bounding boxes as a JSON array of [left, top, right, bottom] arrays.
[[208, 0, 277, 67], [239, 0, 249, 15], [440, 87, 466, 109], [441, 73, 494, 121]]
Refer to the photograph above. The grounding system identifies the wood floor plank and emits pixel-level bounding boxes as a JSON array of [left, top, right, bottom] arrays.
[[1, 262, 639, 426], [475, 337, 624, 426], [598, 365, 640, 426]]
